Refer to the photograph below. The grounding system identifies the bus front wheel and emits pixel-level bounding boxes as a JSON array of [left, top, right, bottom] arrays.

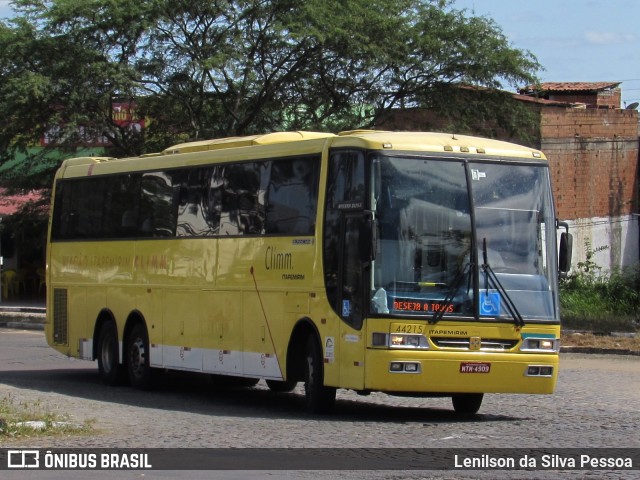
[[97, 321, 123, 386], [304, 336, 336, 414], [126, 323, 153, 390], [452, 393, 483, 415]]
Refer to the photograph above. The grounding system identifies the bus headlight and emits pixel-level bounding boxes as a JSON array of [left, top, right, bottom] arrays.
[[520, 337, 559, 353], [372, 333, 429, 349], [390, 334, 427, 348]]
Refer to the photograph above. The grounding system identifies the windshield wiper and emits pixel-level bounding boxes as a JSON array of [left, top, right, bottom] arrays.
[[481, 238, 525, 327], [429, 262, 472, 324]]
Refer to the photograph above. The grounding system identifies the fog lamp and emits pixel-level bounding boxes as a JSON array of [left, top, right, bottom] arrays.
[[389, 361, 421, 373], [404, 362, 419, 372], [390, 362, 404, 372], [539, 366, 553, 376], [526, 365, 554, 377]]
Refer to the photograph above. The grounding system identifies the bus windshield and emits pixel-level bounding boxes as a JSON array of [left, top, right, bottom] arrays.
[[370, 155, 559, 323]]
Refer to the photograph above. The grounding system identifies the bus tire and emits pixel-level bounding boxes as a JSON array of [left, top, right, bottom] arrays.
[[126, 322, 153, 390], [304, 336, 336, 414], [266, 379, 297, 392], [452, 393, 483, 415], [97, 321, 123, 386]]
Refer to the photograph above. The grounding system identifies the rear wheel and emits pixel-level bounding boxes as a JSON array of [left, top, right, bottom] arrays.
[[452, 393, 483, 414], [304, 336, 336, 414], [126, 323, 153, 390], [97, 321, 124, 386]]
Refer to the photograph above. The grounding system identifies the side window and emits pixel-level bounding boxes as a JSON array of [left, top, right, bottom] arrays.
[[77, 177, 109, 238], [52, 175, 142, 239], [219, 162, 264, 235], [176, 167, 217, 237], [111, 174, 141, 238], [51, 155, 322, 241], [324, 150, 366, 328], [52, 182, 74, 240], [265, 156, 319, 235], [140, 172, 179, 237], [51, 182, 71, 240]]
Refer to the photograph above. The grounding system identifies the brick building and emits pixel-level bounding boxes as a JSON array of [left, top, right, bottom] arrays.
[[377, 82, 640, 272], [519, 81, 623, 109], [519, 83, 638, 271]]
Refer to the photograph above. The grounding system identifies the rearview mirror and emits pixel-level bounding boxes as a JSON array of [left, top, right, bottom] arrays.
[[557, 219, 573, 276]]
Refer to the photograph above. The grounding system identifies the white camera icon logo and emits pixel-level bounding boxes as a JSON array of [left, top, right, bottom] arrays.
[[8, 450, 40, 469]]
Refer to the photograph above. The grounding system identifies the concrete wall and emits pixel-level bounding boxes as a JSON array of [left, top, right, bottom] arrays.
[[561, 215, 639, 274], [541, 107, 639, 273]]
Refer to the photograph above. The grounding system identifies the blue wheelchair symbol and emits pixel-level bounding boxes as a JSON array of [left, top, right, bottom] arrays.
[[342, 300, 351, 317], [480, 291, 501, 316]]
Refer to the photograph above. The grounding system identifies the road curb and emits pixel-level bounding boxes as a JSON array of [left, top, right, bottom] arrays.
[[0, 321, 45, 330], [0, 310, 46, 331]]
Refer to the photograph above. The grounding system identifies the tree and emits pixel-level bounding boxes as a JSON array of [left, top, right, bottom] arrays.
[[0, 0, 541, 189]]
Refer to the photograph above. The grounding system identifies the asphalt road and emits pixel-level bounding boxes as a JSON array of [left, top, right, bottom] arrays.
[[0, 328, 638, 480]]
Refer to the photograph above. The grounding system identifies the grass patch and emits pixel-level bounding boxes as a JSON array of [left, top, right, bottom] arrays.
[[560, 260, 640, 333], [0, 394, 94, 439]]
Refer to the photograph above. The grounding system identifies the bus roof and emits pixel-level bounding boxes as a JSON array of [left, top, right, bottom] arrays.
[[56, 130, 546, 179], [159, 130, 545, 159], [333, 130, 546, 160], [162, 131, 335, 154]]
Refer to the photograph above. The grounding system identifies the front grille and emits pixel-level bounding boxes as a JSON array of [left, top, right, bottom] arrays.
[[53, 288, 68, 345], [431, 337, 518, 351]]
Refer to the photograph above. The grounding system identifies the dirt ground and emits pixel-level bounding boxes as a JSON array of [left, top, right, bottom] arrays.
[[562, 331, 640, 352]]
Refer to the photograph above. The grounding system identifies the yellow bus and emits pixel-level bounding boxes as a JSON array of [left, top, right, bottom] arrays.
[[45, 130, 571, 414]]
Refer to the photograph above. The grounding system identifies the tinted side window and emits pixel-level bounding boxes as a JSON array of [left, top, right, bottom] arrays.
[[176, 167, 218, 237], [265, 157, 319, 235], [111, 174, 142, 237], [219, 163, 264, 235], [52, 174, 141, 239], [51, 155, 321, 241], [140, 171, 179, 237]]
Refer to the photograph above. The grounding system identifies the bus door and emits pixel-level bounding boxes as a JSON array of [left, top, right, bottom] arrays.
[[325, 150, 368, 389], [337, 212, 368, 389]]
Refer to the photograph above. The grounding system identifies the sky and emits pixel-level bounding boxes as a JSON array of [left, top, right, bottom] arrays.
[[0, 0, 639, 108], [454, 0, 640, 107]]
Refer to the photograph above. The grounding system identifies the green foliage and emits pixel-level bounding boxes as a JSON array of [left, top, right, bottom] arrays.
[[0, 394, 94, 438], [0, 0, 542, 189], [574, 240, 609, 280], [560, 241, 639, 332]]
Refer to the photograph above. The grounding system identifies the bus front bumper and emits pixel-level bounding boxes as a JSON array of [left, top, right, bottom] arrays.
[[364, 348, 559, 395]]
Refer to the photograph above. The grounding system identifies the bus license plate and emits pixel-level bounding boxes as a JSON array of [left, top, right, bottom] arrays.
[[460, 362, 491, 373]]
